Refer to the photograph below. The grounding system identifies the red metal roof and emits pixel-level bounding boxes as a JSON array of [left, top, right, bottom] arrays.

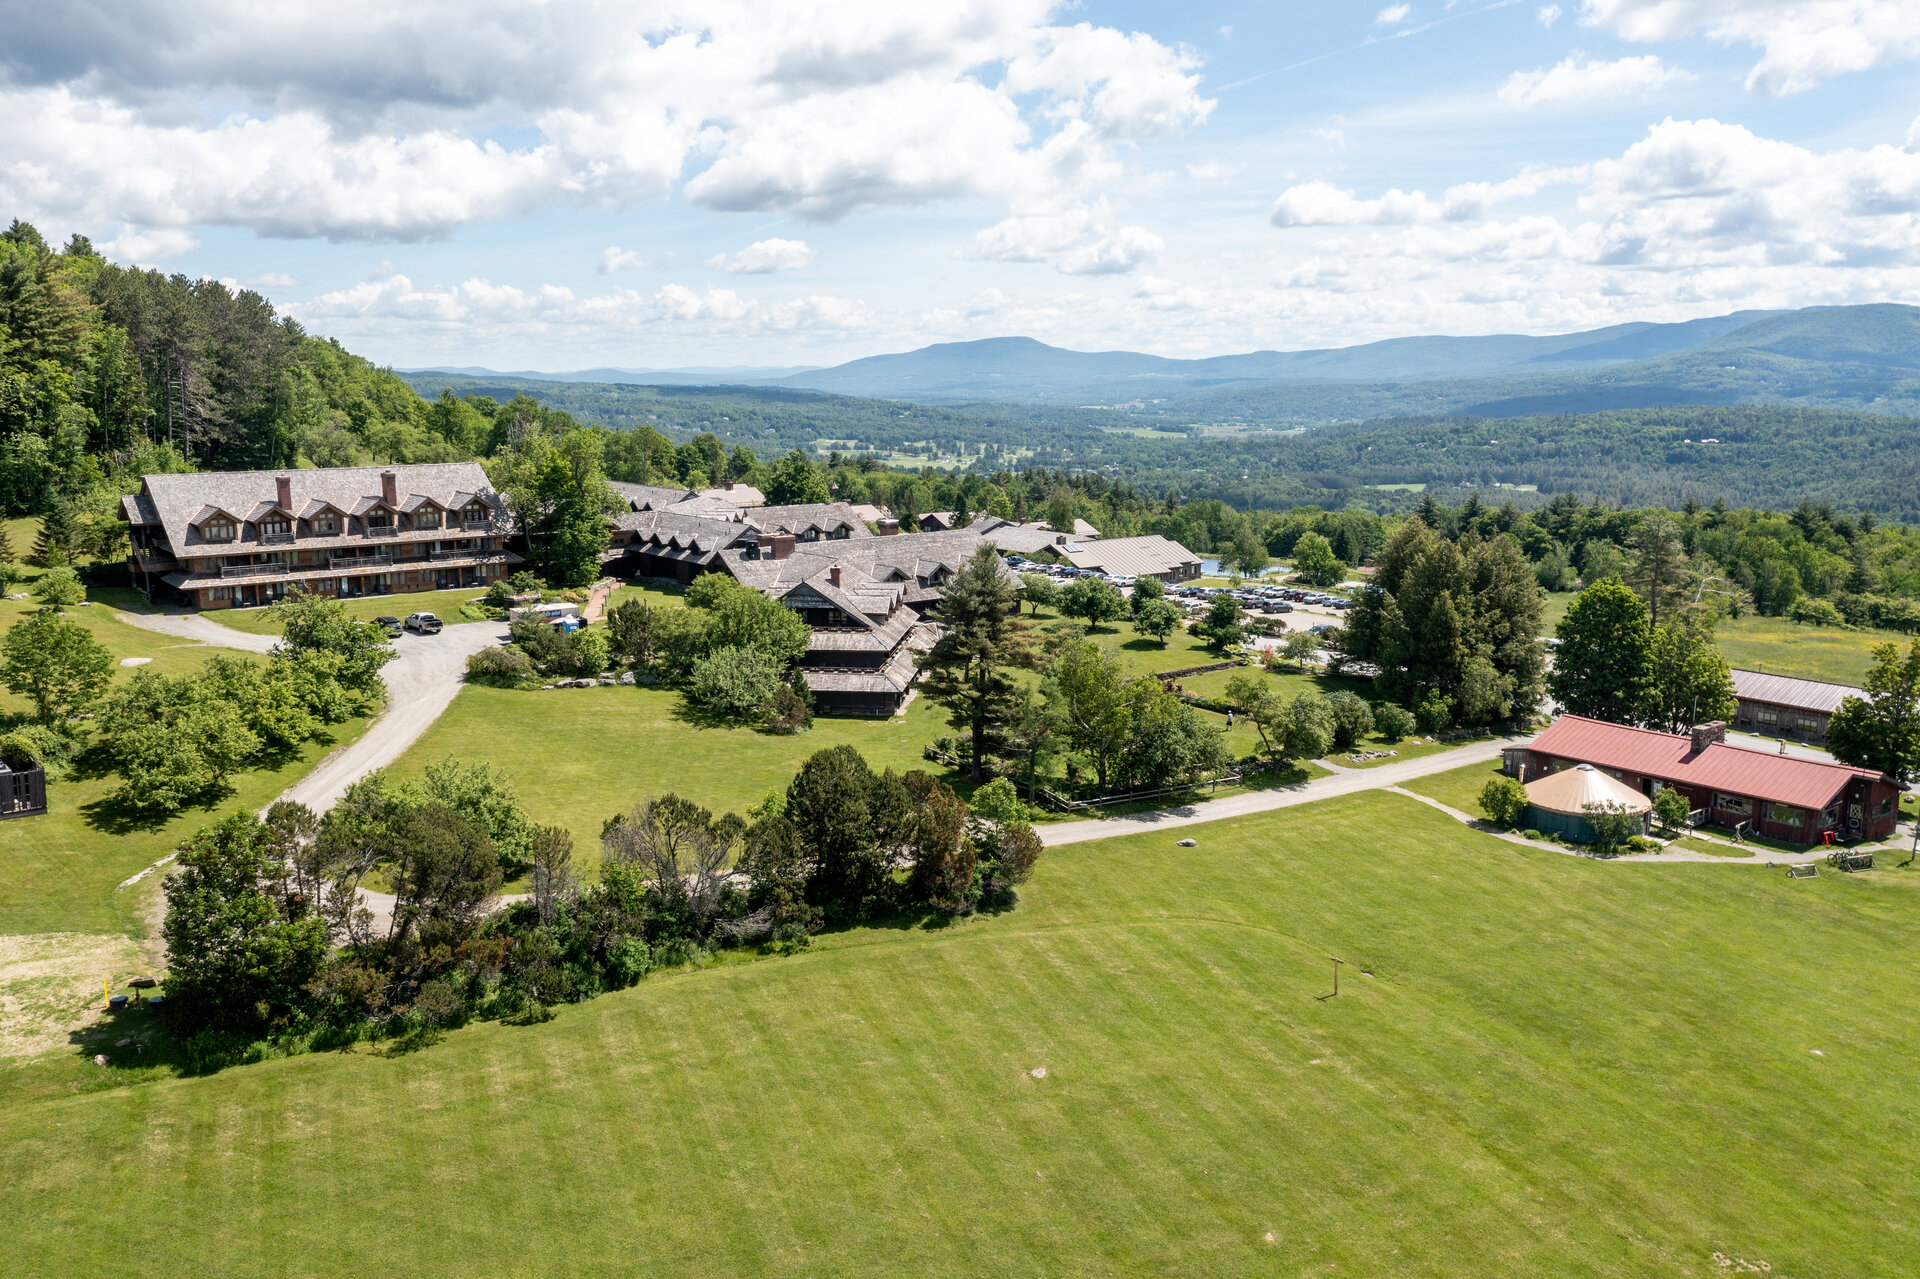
[[1530, 716, 1885, 810]]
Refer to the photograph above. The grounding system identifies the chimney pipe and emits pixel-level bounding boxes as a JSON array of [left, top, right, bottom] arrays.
[[275, 474, 293, 511], [380, 470, 398, 506], [878, 518, 899, 537], [829, 565, 842, 587]]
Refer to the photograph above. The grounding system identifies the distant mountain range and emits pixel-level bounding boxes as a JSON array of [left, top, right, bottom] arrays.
[[402, 303, 1920, 420], [399, 363, 821, 386]]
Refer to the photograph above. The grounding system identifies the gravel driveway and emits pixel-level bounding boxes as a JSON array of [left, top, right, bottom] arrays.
[[117, 609, 510, 813]]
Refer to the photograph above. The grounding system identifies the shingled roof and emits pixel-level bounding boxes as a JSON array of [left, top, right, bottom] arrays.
[[137, 463, 501, 552], [1730, 669, 1859, 716]]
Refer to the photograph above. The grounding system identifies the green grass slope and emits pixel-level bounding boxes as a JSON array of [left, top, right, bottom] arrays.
[[4, 792, 1915, 1277]]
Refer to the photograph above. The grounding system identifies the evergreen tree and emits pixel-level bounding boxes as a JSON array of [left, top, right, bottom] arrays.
[[0, 523, 14, 563], [1549, 578, 1652, 724], [919, 546, 1036, 778], [32, 502, 74, 566], [1630, 511, 1689, 629]]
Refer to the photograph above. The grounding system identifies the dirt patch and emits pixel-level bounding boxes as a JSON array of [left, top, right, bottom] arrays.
[[0, 933, 160, 1058]]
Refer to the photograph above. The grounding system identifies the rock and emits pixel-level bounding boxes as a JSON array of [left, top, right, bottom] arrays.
[[93, 1054, 108, 1066], [617, 671, 636, 685], [1176, 838, 1197, 847], [540, 684, 555, 690], [597, 676, 616, 686], [636, 673, 660, 686]]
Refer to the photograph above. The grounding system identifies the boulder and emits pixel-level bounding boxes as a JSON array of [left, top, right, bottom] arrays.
[[617, 671, 636, 686]]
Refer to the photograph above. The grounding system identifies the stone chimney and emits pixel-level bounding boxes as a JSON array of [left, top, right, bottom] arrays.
[[1689, 721, 1727, 754], [767, 532, 796, 560], [723, 479, 734, 491], [380, 469, 399, 506], [878, 518, 900, 536], [829, 565, 842, 587], [275, 474, 293, 511]]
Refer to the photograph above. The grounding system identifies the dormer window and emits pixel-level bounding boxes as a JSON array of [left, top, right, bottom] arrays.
[[366, 509, 393, 529], [411, 508, 441, 530], [202, 517, 236, 543], [312, 514, 339, 535], [461, 502, 490, 527], [260, 515, 290, 538]]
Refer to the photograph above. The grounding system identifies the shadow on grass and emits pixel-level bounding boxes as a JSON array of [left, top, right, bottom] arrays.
[[75, 736, 337, 836]]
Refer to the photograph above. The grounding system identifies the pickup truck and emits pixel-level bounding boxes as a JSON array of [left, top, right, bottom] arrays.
[[404, 612, 443, 634]]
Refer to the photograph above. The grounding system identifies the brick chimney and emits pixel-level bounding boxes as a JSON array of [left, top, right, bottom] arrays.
[[829, 565, 842, 587], [1689, 721, 1727, 754], [275, 474, 293, 511], [380, 470, 398, 506], [878, 518, 900, 536], [768, 532, 796, 560], [723, 479, 734, 491]]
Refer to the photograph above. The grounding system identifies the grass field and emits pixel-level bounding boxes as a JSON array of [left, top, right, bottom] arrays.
[[202, 586, 495, 634], [4, 790, 1918, 1276], [1399, 758, 1511, 815], [1713, 613, 1907, 686], [0, 582, 372, 936]]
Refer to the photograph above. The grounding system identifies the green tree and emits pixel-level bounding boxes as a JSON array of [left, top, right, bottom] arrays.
[[901, 771, 976, 914], [690, 574, 810, 665], [1229, 527, 1270, 578], [1478, 775, 1528, 827], [605, 598, 658, 665], [919, 545, 1036, 779], [31, 502, 75, 566], [1582, 801, 1643, 853], [1641, 619, 1737, 734], [1019, 572, 1061, 616], [1373, 702, 1417, 741], [161, 813, 329, 1033], [1133, 597, 1180, 646], [1630, 511, 1689, 630], [1060, 576, 1126, 629], [1046, 641, 1132, 791], [1549, 578, 1652, 724], [1826, 640, 1920, 783], [269, 589, 395, 708], [1290, 532, 1343, 588], [1, 609, 113, 721], [765, 450, 830, 505], [1196, 594, 1244, 651], [491, 429, 618, 587], [96, 670, 262, 815], [1129, 574, 1165, 613], [688, 645, 784, 721], [783, 745, 906, 924], [30, 566, 83, 608], [1652, 785, 1692, 832], [1325, 690, 1375, 751]]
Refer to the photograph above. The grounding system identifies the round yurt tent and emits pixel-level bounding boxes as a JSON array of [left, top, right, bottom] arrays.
[[1523, 763, 1652, 842]]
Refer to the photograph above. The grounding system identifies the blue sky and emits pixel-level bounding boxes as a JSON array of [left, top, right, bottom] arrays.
[[4, 1, 1917, 369]]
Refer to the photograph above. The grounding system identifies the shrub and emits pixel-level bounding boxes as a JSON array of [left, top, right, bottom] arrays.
[[687, 645, 783, 720], [1416, 690, 1453, 734], [763, 681, 812, 734], [1373, 703, 1417, 741], [466, 646, 534, 685], [1478, 775, 1528, 827], [1788, 596, 1847, 628], [1651, 785, 1692, 831], [1521, 828, 1541, 841], [606, 937, 652, 986], [31, 566, 85, 608], [569, 626, 611, 677], [1326, 690, 1375, 751], [1626, 835, 1659, 852]]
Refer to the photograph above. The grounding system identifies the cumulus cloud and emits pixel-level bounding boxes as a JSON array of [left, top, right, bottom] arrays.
[[705, 238, 818, 273], [0, 1, 1213, 241], [1538, 4, 1563, 27], [1579, 0, 1920, 95], [968, 201, 1164, 274], [1264, 115, 1920, 336], [598, 247, 666, 274], [1498, 53, 1690, 107], [1186, 158, 1245, 181], [1376, 5, 1412, 25], [96, 225, 199, 265]]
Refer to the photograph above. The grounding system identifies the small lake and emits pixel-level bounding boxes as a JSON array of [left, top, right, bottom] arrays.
[[1199, 558, 1286, 577]]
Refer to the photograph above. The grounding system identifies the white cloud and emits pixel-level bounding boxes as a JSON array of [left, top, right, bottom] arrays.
[[1909, 117, 1920, 151], [1538, 4, 1563, 27], [705, 238, 818, 274], [0, 1, 1213, 241], [1271, 182, 1444, 226], [968, 200, 1164, 274], [1498, 53, 1691, 107], [290, 272, 874, 343], [598, 247, 668, 274], [1310, 127, 1347, 148], [1579, 0, 1920, 95], [96, 225, 199, 265], [1376, 5, 1413, 26]]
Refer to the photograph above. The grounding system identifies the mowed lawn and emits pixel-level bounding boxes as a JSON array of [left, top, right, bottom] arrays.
[[4, 792, 1918, 1276]]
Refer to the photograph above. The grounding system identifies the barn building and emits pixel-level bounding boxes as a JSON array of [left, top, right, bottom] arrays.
[[1729, 669, 1858, 745]]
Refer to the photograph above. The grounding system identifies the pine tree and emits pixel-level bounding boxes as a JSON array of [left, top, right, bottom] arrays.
[[917, 545, 1036, 779], [32, 503, 74, 567], [0, 523, 14, 564]]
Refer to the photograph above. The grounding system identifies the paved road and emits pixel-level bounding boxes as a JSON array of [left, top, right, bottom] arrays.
[[117, 609, 509, 813], [1040, 734, 1526, 846]]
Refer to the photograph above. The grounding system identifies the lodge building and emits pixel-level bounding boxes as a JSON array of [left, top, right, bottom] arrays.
[[1506, 715, 1899, 844], [122, 463, 520, 609]]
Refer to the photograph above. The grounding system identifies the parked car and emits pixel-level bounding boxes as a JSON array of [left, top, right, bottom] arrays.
[[373, 615, 403, 637], [404, 612, 443, 634]]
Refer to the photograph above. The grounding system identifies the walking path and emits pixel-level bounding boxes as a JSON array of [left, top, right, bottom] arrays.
[[1040, 735, 1523, 846], [116, 609, 509, 813]]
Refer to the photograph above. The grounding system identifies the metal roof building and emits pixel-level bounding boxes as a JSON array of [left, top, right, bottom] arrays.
[[1729, 668, 1859, 744], [1059, 534, 1202, 583]]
